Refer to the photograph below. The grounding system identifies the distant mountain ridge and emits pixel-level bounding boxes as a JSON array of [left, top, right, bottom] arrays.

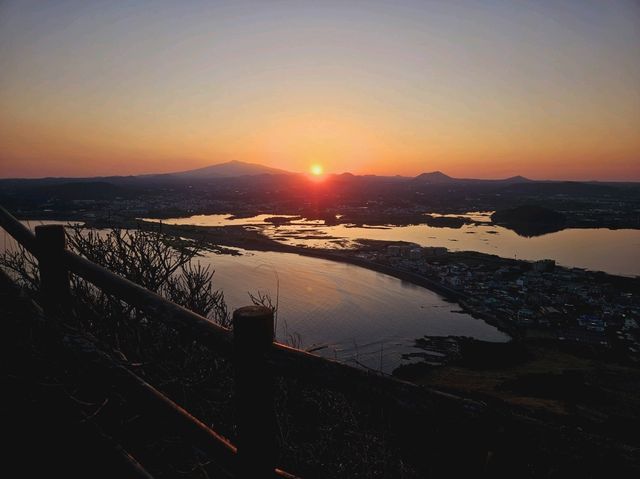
[[413, 171, 454, 183], [149, 160, 292, 179], [413, 171, 533, 184], [1, 161, 632, 185]]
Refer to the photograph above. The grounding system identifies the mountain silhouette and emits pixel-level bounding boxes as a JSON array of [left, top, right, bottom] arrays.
[[413, 171, 454, 183], [412, 171, 532, 184], [502, 175, 533, 184], [153, 160, 292, 179]]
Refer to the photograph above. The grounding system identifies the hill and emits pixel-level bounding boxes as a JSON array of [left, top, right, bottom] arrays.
[[413, 171, 454, 183], [491, 205, 567, 237], [412, 172, 533, 185], [152, 160, 292, 179]]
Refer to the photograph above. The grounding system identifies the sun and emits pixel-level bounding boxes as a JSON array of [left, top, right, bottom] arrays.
[[310, 164, 324, 176]]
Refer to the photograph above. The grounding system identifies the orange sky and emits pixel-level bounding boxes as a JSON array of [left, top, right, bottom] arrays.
[[1, 1, 639, 180]]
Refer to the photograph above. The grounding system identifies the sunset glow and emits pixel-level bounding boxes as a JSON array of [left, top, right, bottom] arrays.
[[0, 1, 639, 180], [1, 4, 640, 471]]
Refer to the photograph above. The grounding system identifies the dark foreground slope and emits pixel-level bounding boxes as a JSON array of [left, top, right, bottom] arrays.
[[2, 267, 640, 478], [0, 272, 157, 478]]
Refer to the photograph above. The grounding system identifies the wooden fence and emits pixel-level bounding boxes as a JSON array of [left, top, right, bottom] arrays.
[[0, 205, 487, 477]]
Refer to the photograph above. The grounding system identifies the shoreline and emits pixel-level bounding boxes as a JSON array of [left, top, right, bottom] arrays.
[[125, 220, 522, 338], [283, 249, 523, 339], [12, 217, 638, 341], [126, 221, 638, 340]]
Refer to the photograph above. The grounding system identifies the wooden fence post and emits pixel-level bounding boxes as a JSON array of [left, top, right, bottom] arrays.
[[35, 225, 70, 316], [233, 305, 277, 478]]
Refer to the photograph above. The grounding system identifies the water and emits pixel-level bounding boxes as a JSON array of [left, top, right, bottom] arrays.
[[1, 221, 509, 373], [199, 249, 509, 372], [146, 213, 640, 277]]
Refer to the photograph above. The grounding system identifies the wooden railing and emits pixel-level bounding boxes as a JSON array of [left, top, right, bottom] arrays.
[[0, 205, 487, 477]]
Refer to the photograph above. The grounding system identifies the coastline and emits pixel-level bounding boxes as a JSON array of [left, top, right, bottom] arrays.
[[114, 220, 521, 338], [285, 249, 522, 339], [16, 217, 639, 341]]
